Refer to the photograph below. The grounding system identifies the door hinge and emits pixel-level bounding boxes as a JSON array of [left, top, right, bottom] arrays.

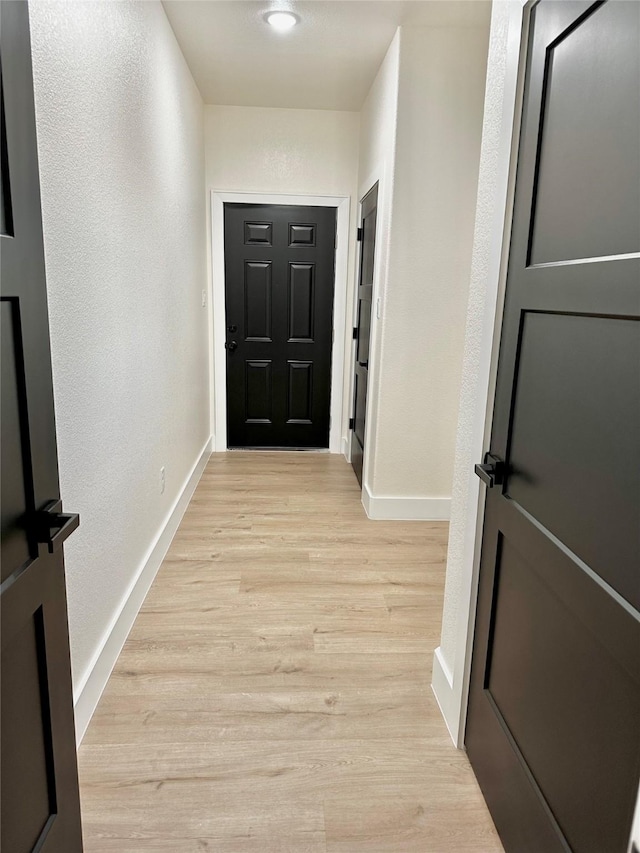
[[356, 227, 364, 242], [349, 417, 355, 430], [352, 327, 358, 340]]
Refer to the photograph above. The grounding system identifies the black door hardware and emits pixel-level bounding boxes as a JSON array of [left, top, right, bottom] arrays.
[[474, 452, 505, 488], [225, 340, 238, 352], [34, 501, 80, 554], [227, 324, 238, 333]]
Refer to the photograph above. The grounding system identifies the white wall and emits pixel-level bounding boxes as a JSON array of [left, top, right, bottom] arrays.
[[205, 105, 360, 198], [29, 1, 210, 737], [204, 104, 360, 442], [432, 0, 528, 745], [357, 25, 489, 518], [376, 26, 489, 499], [357, 32, 401, 187]]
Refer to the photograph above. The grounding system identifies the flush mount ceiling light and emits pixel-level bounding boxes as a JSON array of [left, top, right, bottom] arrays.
[[264, 11, 299, 31]]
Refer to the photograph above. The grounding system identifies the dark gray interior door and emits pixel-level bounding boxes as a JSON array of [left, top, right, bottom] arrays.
[[224, 203, 337, 449], [350, 183, 378, 486], [1, 4, 83, 851], [466, 2, 640, 852]]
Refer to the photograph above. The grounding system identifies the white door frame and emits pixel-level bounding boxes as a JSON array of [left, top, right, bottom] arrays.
[[210, 190, 350, 453], [431, 0, 531, 746], [345, 165, 388, 509]]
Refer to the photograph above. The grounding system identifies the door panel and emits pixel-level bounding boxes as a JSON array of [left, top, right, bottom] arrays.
[[1, 3, 83, 851], [466, 3, 640, 852], [1, 301, 33, 581], [225, 203, 336, 448], [350, 183, 378, 486], [485, 528, 639, 853], [528, 0, 639, 265], [507, 312, 639, 608], [245, 360, 272, 423], [3, 607, 54, 853], [244, 262, 272, 341], [289, 263, 314, 341], [287, 361, 313, 423]]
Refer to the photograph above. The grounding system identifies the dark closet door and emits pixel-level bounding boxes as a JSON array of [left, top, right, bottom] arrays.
[[466, 3, 640, 852], [350, 183, 378, 486], [224, 203, 336, 449], [1, 3, 83, 852]]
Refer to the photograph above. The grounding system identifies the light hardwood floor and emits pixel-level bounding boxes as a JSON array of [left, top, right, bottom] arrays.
[[79, 452, 502, 852]]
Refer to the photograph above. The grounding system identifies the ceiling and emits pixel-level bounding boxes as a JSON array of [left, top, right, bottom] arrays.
[[162, 1, 491, 111]]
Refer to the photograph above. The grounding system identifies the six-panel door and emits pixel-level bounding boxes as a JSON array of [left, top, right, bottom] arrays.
[[224, 204, 337, 449]]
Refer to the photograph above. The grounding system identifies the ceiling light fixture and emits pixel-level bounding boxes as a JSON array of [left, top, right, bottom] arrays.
[[265, 11, 299, 31]]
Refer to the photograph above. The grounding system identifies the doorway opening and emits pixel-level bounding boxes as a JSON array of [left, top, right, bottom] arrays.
[[211, 192, 351, 453]]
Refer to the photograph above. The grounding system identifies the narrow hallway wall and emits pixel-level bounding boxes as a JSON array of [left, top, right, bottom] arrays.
[[355, 23, 489, 518], [372, 25, 489, 505], [355, 31, 401, 499], [29, 0, 210, 738]]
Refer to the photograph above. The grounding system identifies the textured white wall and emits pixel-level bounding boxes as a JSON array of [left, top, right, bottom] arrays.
[[357, 31, 401, 190], [29, 1, 209, 694], [370, 25, 489, 500], [204, 104, 360, 437], [205, 105, 360, 197], [356, 31, 401, 489]]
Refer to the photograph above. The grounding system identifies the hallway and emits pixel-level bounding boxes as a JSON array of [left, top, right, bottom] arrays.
[[78, 453, 501, 852]]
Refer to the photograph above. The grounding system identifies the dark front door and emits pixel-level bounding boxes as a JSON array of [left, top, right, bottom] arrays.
[[350, 183, 378, 486], [1, 4, 83, 851], [224, 203, 336, 449], [466, 2, 640, 852]]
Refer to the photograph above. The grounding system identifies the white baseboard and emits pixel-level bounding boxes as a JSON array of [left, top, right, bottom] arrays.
[[431, 645, 460, 747], [362, 485, 451, 521], [73, 437, 213, 743], [342, 435, 351, 462]]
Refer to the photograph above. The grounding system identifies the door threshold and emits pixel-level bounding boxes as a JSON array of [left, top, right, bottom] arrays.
[[227, 446, 330, 452]]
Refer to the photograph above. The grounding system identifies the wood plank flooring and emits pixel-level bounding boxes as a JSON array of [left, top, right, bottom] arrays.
[[79, 452, 502, 852]]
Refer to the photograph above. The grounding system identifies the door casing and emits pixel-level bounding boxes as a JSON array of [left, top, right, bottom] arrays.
[[345, 164, 390, 503], [431, 0, 533, 745], [211, 191, 350, 453]]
